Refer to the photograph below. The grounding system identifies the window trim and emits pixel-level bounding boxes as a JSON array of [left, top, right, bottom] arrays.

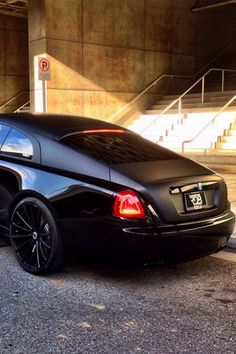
[[0, 123, 11, 149], [0, 126, 41, 164]]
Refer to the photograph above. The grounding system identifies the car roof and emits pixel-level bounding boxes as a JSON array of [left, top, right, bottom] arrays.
[[0, 113, 125, 140]]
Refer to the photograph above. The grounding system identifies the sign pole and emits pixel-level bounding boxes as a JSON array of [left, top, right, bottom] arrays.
[[38, 57, 51, 113], [42, 80, 46, 113]]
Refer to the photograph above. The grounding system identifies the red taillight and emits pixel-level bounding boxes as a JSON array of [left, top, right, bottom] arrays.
[[113, 190, 145, 218]]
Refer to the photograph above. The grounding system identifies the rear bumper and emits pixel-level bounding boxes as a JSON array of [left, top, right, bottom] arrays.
[[119, 210, 235, 262], [60, 210, 235, 263]]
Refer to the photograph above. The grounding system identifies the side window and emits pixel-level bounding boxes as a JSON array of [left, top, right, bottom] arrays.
[[0, 124, 10, 147], [1, 128, 33, 159]]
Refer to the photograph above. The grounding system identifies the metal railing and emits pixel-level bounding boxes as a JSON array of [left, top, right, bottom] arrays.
[[14, 100, 30, 113], [107, 74, 192, 122], [182, 94, 236, 153], [0, 91, 29, 112], [141, 67, 236, 134]]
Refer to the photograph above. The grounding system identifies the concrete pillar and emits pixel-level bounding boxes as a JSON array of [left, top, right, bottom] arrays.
[[28, 0, 83, 114]]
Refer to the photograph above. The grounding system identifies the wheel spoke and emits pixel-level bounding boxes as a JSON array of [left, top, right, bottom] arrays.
[[36, 242, 41, 268], [32, 243, 36, 253], [22, 204, 34, 228], [11, 233, 32, 239], [16, 211, 32, 230], [39, 241, 47, 262], [12, 222, 31, 232], [40, 239, 51, 249]]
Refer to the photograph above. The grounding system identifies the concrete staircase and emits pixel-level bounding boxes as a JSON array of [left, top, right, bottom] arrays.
[[215, 121, 236, 151], [128, 90, 236, 154]]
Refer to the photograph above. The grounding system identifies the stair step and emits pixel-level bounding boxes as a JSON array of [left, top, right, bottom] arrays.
[[162, 136, 217, 143], [149, 102, 236, 112], [208, 149, 236, 156], [215, 142, 236, 150], [153, 96, 233, 108], [220, 136, 236, 143], [225, 129, 236, 136], [159, 141, 212, 149], [146, 107, 236, 115]]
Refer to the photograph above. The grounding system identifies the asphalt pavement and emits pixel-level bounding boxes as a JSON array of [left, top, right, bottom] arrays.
[[0, 248, 235, 354]]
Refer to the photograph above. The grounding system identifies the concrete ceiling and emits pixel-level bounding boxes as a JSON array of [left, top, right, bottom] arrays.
[[0, 0, 27, 18]]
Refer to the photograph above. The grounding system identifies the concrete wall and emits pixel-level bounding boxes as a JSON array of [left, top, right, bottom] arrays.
[[28, 0, 197, 121], [28, 0, 236, 122], [193, 4, 236, 93], [195, 4, 236, 71], [0, 15, 29, 112]]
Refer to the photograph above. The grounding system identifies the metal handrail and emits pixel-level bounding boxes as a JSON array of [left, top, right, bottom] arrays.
[[141, 67, 236, 134], [0, 91, 29, 111], [107, 74, 192, 122], [14, 100, 30, 113], [182, 94, 236, 153]]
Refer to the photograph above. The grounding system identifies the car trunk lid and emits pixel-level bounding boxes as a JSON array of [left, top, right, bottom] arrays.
[[110, 159, 227, 224]]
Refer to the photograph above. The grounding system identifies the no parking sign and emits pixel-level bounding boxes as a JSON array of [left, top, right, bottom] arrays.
[[38, 57, 51, 81]]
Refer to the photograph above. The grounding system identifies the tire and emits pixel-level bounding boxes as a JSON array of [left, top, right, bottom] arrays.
[[10, 197, 64, 275]]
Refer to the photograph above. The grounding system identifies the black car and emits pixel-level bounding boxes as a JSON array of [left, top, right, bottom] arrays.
[[0, 113, 234, 274]]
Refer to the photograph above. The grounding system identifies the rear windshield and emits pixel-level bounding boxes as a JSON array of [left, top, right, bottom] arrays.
[[60, 131, 182, 165]]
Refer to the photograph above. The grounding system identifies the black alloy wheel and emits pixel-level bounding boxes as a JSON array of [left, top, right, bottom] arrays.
[[10, 197, 64, 275]]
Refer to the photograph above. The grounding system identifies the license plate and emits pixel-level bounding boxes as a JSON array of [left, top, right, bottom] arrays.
[[184, 191, 207, 211]]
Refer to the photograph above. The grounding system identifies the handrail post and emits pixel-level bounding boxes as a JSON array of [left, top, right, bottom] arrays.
[[222, 70, 225, 92], [178, 98, 182, 115], [201, 77, 205, 103]]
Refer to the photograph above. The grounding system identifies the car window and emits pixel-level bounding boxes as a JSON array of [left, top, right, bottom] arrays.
[[0, 124, 10, 147], [61, 131, 182, 165], [1, 128, 33, 159]]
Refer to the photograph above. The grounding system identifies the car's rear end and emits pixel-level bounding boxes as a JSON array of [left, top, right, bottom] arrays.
[[111, 163, 234, 262], [60, 128, 235, 263]]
